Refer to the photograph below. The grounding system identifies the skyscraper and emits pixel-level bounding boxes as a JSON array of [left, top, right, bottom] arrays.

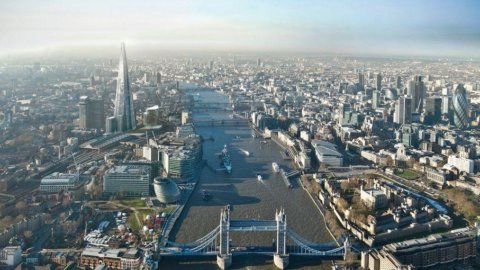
[[79, 96, 105, 130], [410, 76, 425, 113], [358, 73, 365, 91], [452, 84, 469, 129], [111, 42, 136, 132], [394, 96, 412, 124], [376, 73, 382, 91], [372, 90, 381, 109], [396, 76, 402, 90], [423, 97, 442, 125], [156, 72, 162, 86]]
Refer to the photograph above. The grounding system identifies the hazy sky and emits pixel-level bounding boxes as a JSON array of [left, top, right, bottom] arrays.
[[1, 0, 479, 57]]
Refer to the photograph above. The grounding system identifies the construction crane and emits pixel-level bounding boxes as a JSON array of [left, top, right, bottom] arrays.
[[72, 153, 80, 176]]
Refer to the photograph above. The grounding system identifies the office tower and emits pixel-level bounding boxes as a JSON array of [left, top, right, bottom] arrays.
[[156, 72, 161, 86], [406, 80, 414, 96], [372, 90, 381, 109], [209, 60, 214, 70], [143, 105, 160, 127], [181, 111, 190, 125], [105, 116, 117, 134], [11, 79, 16, 97], [376, 73, 382, 91], [410, 76, 425, 113], [358, 73, 365, 91], [452, 84, 469, 129], [365, 87, 373, 99], [394, 96, 412, 124], [423, 97, 442, 125], [257, 58, 261, 67], [142, 73, 149, 84], [79, 96, 105, 130], [103, 165, 151, 197], [339, 102, 352, 125], [396, 76, 402, 90], [442, 96, 451, 115], [112, 42, 136, 132]]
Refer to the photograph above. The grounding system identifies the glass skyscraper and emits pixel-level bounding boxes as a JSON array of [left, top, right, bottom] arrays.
[[452, 84, 469, 129], [110, 42, 136, 132]]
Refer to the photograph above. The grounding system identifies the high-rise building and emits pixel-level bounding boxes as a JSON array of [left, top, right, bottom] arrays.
[[396, 76, 402, 90], [394, 96, 412, 124], [376, 73, 382, 91], [156, 72, 161, 86], [358, 73, 365, 91], [423, 97, 442, 125], [372, 90, 381, 109], [143, 105, 160, 127], [409, 76, 425, 113], [452, 84, 469, 129], [441, 96, 451, 115], [79, 96, 105, 130], [110, 42, 136, 133]]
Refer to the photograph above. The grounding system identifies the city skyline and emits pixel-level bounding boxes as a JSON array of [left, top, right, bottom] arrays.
[[1, 0, 480, 58]]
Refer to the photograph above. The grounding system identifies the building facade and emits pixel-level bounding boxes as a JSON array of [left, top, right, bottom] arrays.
[[103, 165, 151, 196], [39, 173, 79, 193], [79, 96, 104, 130]]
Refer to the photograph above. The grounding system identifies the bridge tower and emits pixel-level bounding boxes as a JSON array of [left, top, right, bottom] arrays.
[[274, 208, 289, 269], [217, 206, 232, 269], [343, 237, 351, 261]]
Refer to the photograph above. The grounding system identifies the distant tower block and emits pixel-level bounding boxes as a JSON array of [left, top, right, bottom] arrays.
[[181, 111, 190, 125]]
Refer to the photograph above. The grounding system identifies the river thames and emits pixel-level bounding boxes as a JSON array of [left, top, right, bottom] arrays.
[[161, 89, 333, 269]]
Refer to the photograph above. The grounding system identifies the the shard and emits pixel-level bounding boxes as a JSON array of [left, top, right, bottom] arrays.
[[112, 42, 136, 132]]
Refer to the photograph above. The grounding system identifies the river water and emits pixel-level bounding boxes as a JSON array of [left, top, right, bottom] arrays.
[[161, 90, 333, 269]]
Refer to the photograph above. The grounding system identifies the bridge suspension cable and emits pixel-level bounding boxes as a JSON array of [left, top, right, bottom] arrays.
[[167, 226, 220, 248]]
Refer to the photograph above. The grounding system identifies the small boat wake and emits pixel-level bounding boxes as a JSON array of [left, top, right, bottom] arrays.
[[256, 174, 267, 186], [239, 148, 251, 156]]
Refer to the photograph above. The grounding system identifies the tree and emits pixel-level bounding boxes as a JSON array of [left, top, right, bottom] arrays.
[[15, 201, 27, 214], [2, 215, 13, 225], [62, 197, 71, 208], [23, 230, 33, 240], [14, 214, 25, 223], [336, 198, 348, 212]]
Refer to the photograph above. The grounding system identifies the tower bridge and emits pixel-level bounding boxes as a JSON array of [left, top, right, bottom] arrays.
[[159, 207, 350, 269], [192, 119, 250, 127]]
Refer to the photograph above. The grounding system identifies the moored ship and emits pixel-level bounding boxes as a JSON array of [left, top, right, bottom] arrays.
[[219, 144, 232, 173]]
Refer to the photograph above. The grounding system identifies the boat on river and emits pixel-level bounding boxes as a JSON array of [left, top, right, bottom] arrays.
[[272, 162, 280, 173], [219, 145, 232, 173]]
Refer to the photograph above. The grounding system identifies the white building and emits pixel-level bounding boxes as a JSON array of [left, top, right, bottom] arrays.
[[311, 140, 343, 167], [0, 246, 21, 266], [39, 173, 79, 193], [447, 155, 474, 174], [142, 146, 158, 161]]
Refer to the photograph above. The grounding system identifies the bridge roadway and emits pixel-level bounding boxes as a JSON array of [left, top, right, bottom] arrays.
[[230, 220, 277, 232]]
